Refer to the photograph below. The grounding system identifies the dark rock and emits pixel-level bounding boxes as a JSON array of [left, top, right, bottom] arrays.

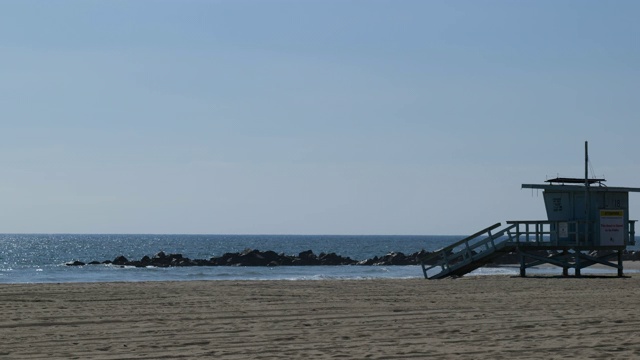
[[358, 256, 379, 265], [278, 253, 294, 266], [319, 252, 340, 265], [237, 249, 268, 266], [140, 256, 151, 266], [66, 260, 85, 266], [319, 252, 356, 265], [407, 250, 430, 265], [375, 252, 409, 265], [261, 250, 281, 263], [192, 259, 210, 266], [219, 252, 241, 265], [298, 250, 317, 260], [295, 250, 320, 265], [112, 256, 129, 266]]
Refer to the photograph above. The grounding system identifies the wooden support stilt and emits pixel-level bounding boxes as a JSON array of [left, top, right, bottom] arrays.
[[562, 249, 569, 277], [618, 250, 623, 277], [519, 249, 526, 277]]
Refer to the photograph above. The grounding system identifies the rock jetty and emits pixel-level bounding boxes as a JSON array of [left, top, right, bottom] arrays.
[[66, 249, 640, 267], [66, 249, 432, 267]]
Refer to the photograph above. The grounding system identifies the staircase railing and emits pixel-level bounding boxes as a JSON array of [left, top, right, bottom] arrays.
[[420, 223, 516, 279], [505, 220, 637, 247]]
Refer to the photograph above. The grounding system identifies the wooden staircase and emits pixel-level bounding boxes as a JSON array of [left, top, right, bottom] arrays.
[[420, 223, 517, 279]]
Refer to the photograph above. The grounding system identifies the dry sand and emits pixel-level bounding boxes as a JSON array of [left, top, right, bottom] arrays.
[[1, 276, 640, 359]]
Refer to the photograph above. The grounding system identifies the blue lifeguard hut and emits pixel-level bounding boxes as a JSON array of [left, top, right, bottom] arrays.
[[421, 142, 639, 279]]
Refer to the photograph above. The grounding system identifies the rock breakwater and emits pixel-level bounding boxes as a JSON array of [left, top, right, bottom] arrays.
[[66, 249, 640, 267]]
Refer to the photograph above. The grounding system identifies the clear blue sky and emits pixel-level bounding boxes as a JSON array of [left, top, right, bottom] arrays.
[[1, 0, 638, 234]]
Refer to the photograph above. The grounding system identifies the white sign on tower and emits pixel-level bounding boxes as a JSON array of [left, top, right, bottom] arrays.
[[599, 210, 624, 246]]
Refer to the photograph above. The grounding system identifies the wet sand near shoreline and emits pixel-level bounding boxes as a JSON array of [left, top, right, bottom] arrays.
[[1, 276, 640, 359]]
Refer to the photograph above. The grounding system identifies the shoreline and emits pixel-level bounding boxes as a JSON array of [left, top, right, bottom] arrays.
[[2, 276, 640, 359], [2, 260, 640, 285]]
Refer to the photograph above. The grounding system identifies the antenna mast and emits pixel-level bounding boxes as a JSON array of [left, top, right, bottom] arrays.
[[585, 141, 590, 243]]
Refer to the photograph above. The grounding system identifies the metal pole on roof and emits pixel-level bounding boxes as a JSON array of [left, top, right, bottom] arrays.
[[585, 141, 588, 186], [585, 141, 590, 244]]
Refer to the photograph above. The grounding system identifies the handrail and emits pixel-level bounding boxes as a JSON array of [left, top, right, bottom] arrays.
[[419, 223, 501, 265], [507, 220, 582, 245], [505, 219, 636, 247], [506, 220, 553, 224], [421, 223, 516, 279]]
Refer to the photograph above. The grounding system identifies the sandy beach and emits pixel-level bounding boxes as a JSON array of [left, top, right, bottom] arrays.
[[1, 276, 640, 359]]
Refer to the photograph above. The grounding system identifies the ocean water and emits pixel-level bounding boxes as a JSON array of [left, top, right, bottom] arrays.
[[0, 234, 637, 283]]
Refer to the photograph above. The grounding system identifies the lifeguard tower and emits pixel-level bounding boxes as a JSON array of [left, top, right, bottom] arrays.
[[421, 142, 639, 279]]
